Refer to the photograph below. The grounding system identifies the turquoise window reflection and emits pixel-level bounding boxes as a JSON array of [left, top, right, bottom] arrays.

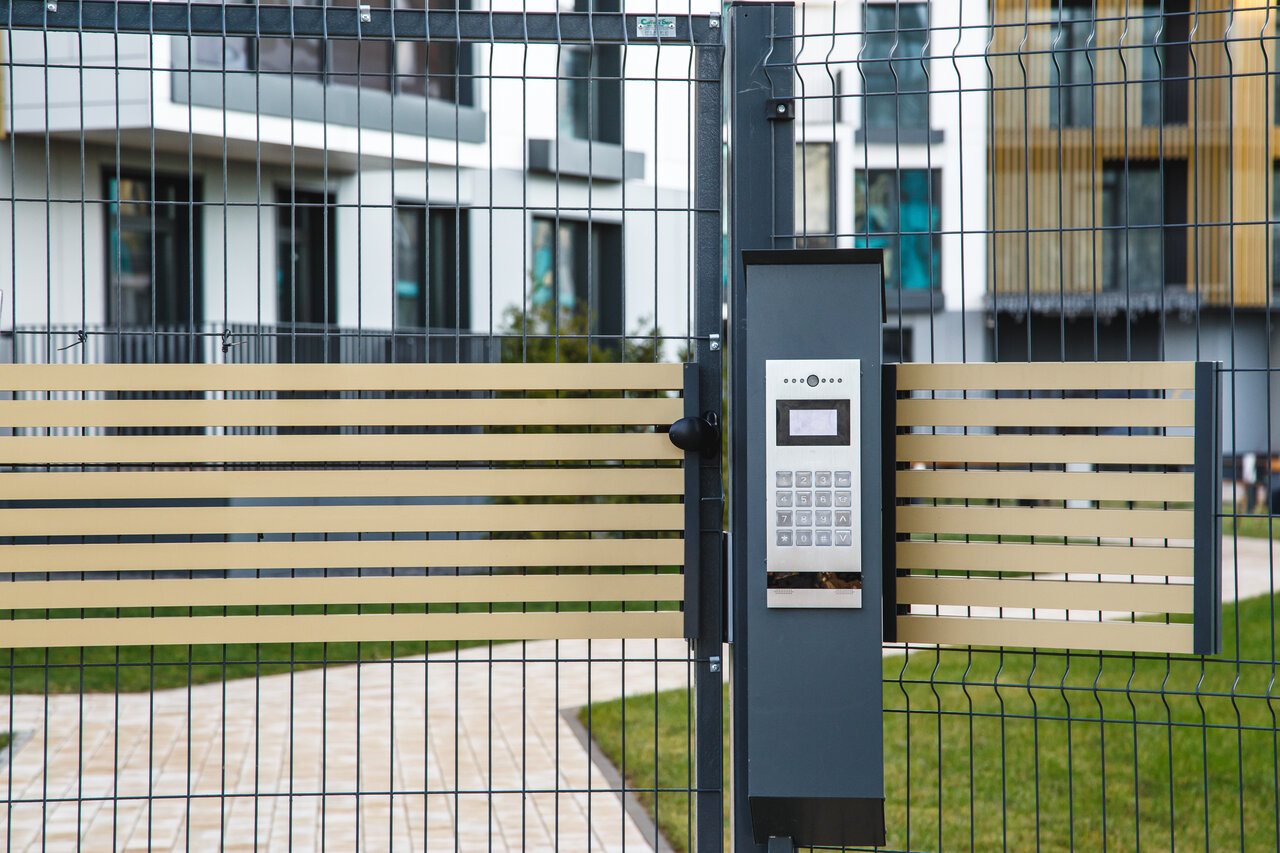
[[854, 169, 941, 291]]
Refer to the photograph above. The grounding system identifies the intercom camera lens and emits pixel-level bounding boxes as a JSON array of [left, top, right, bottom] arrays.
[[806, 374, 819, 387]]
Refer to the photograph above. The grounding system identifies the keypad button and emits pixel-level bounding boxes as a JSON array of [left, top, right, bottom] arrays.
[[815, 510, 832, 526], [815, 530, 832, 546], [795, 510, 813, 527], [835, 510, 852, 527], [835, 530, 853, 546], [776, 471, 793, 487], [815, 491, 832, 507], [834, 491, 852, 507], [834, 471, 852, 488], [815, 471, 832, 487], [776, 491, 793, 507], [794, 491, 812, 507], [795, 471, 813, 488], [776, 530, 793, 547], [795, 530, 813, 546], [776, 510, 793, 526]]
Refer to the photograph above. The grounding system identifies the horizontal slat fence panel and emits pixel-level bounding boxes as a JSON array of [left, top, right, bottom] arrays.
[[0, 362, 685, 392], [0, 363, 693, 645], [896, 470, 1195, 503], [890, 361, 1219, 655], [0, 396, 685, 428], [0, 612, 687, 650], [1, 467, 685, 500], [5, 538, 686, 574], [0, 432, 683, 465]]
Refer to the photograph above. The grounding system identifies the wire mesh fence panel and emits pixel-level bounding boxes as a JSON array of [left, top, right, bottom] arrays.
[[775, 1, 1280, 850], [0, 3, 724, 851]]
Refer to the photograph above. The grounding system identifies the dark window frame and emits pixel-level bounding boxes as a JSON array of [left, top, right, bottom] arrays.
[[394, 204, 471, 331], [861, 3, 930, 135], [530, 215, 623, 340], [103, 168, 204, 334]]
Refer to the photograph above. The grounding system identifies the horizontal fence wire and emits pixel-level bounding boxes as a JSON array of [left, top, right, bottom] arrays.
[[781, 1, 1279, 851], [0, 3, 723, 851]]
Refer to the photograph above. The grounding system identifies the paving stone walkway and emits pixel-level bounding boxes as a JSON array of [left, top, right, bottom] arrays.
[[0, 638, 694, 852]]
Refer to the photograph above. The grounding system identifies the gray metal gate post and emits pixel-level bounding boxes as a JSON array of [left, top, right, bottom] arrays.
[[727, 4, 795, 852]]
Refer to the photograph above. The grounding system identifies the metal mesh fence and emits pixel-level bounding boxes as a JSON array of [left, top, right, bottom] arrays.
[[781, 1, 1280, 850], [0, 4, 723, 851]]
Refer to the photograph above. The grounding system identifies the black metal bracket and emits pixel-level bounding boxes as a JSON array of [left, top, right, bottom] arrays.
[[766, 98, 794, 121]]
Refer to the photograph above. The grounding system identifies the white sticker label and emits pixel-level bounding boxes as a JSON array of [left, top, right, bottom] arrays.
[[636, 16, 676, 38]]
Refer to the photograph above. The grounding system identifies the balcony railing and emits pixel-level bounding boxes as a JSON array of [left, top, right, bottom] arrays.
[[4, 323, 492, 366]]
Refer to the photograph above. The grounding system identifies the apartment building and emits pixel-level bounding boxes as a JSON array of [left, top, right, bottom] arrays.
[[790, 0, 990, 363], [987, 0, 1279, 455], [0, 0, 715, 366]]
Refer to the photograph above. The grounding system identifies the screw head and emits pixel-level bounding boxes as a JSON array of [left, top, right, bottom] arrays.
[[45, 1, 56, 11], [709, 18, 720, 27], [777, 103, 787, 113]]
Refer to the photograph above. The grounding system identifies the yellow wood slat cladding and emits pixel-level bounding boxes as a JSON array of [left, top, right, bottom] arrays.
[[988, 0, 1273, 306]]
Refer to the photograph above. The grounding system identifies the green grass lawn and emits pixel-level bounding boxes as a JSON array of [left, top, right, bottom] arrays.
[[582, 593, 1280, 853], [1223, 513, 1280, 539]]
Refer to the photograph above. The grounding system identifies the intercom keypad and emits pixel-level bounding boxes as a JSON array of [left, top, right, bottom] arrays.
[[765, 359, 862, 580]]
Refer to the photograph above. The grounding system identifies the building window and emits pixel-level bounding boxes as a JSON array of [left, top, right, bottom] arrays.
[[277, 188, 337, 363], [198, 0, 474, 105], [105, 171, 203, 361], [796, 143, 834, 248], [1100, 161, 1187, 292], [559, 0, 622, 144], [1138, 1, 1190, 126], [862, 4, 929, 135], [1049, 0, 1093, 127], [394, 206, 470, 330], [854, 169, 941, 292], [530, 217, 623, 339]]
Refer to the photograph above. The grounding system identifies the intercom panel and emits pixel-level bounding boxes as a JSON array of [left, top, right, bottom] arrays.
[[765, 358, 862, 608]]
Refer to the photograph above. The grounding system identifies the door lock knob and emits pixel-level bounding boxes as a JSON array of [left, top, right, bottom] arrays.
[[668, 412, 720, 454]]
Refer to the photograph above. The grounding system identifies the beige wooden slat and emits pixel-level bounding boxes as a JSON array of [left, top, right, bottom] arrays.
[[896, 434, 1194, 466], [896, 576, 1194, 614], [896, 541, 1195, 577], [895, 615, 1195, 654], [896, 361, 1196, 392], [0, 573, 685, 610], [0, 432, 684, 465], [7, 537, 685, 573], [0, 363, 685, 393], [896, 470, 1194, 503], [896, 397, 1194, 429], [1, 468, 685, 501], [0, 611, 686, 648], [896, 505, 1194, 540], [0, 502, 685, 537], [0, 396, 685, 429]]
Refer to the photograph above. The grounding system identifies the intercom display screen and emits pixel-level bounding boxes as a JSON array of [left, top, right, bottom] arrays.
[[790, 408, 838, 436], [776, 399, 851, 446]]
